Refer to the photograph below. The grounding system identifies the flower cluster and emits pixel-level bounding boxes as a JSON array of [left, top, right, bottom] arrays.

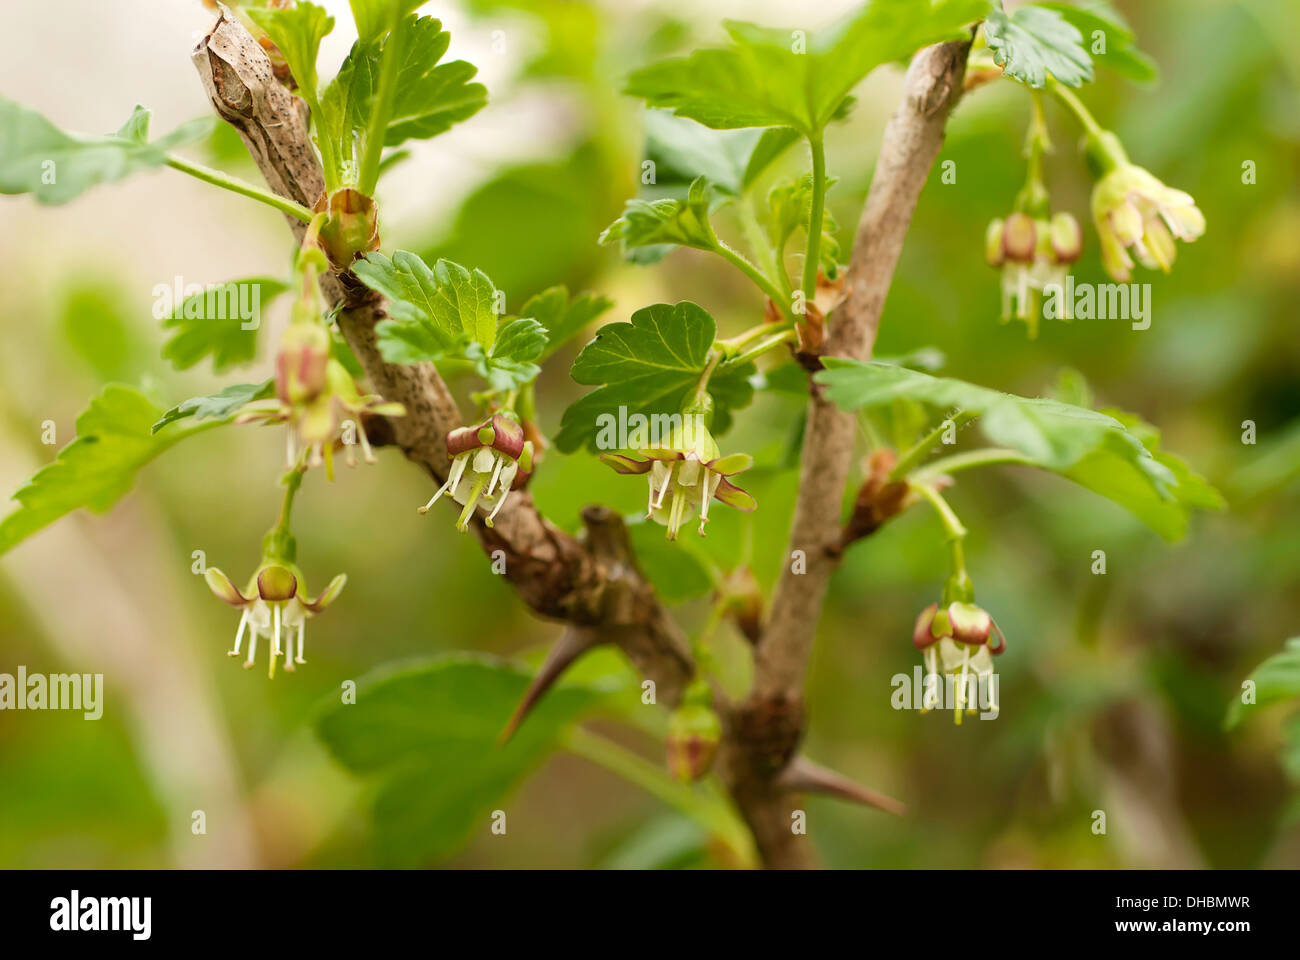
[[985, 210, 1082, 335]]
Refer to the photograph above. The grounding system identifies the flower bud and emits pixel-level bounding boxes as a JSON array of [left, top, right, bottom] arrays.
[[984, 219, 1005, 267], [317, 189, 380, 271], [1001, 212, 1037, 262], [1049, 212, 1083, 264], [275, 323, 330, 407], [666, 698, 722, 784]]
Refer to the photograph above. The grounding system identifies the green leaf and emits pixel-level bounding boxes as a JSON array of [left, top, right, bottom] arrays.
[[1231, 418, 1300, 500], [472, 317, 548, 391], [386, 17, 488, 147], [625, 0, 988, 136], [320, 16, 487, 177], [643, 110, 797, 197], [816, 359, 1221, 540], [599, 176, 720, 259], [247, 2, 334, 94], [627, 520, 715, 604], [1040, 2, 1158, 85], [347, 0, 426, 42], [518, 286, 614, 362], [1225, 638, 1300, 729], [0, 99, 205, 205], [767, 174, 842, 276], [0, 387, 215, 556], [743, 127, 803, 190], [315, 653, 605, 866], [983, 4, 1093, 88], [151, 381, 274, 435], [160, 277, 289, 373], [353, 251, 500, 362], [555, 302, 755, 454]]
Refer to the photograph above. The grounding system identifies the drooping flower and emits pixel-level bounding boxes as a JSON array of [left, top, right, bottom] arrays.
[[237, 325, 404, 472], [600, 419, 755, 540], [985, 210, 1082, 335], [420, 413, 534, 531], [205, 563, 345, 678], [1087, 132, 1205, 283], [912, 601, 1006, 724]]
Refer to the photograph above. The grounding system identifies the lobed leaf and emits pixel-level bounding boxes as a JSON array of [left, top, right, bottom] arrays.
[[151, 381, 274, 434], [983, 4, 1093, 88], [0, 386, 217, 555], [599, 176, 720, 260], [555, 301, 754, 454], [518, 286, 614, 362], [816, 359, 1221, 540], [160, 277, 289, 373], [315, 653, 606, 866], [1040, 2, 1158, 85], [0, 99, 207, 205], [353, 250, 500, 362], [625, 0, 988, 136]]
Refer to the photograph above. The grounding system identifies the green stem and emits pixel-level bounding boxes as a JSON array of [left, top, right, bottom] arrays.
[[1047, 79, 1104, 140], [263, 466, 306, 563], [716, 242, 790, 316], [164, 154, 315, 223], [358, 14, 405, 194], [908, 479, 970, 581], [562, 726, 756, 865], [718, 318, 794, 355], [801, 135, 827, 302], [915, 447, 1035, 479], [909, 481, 967, 541], [890, 411, 976, 479], [723, 329, 798, 368], [691, 350, 722, 407], [274, 467, 306, 539]]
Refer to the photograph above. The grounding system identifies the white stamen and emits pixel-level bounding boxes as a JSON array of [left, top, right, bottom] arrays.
[[486, 453, 505, 497], [244, 631, 257, 669], [485, 487, 512, 525], [229, 608, 250, 656], [284, 618, 295, 671], [295, 621, 307, 665], [273, 604, 282, 656], [420, 453, 470, 513], [358, 423, 376, 464]]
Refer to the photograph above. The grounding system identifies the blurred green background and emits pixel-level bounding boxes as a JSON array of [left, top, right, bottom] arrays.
[[1, 0, 1298, 868]]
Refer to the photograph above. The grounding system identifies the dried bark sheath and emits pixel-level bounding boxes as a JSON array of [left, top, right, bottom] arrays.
[[192, 10, 967, 869]]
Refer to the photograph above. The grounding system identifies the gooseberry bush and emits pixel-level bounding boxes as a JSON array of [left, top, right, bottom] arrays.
[[0, 0, 1228, 868]]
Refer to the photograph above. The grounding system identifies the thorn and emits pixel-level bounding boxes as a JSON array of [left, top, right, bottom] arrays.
[[776, 756, 906, 816], [499, 628, 604, 745]]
